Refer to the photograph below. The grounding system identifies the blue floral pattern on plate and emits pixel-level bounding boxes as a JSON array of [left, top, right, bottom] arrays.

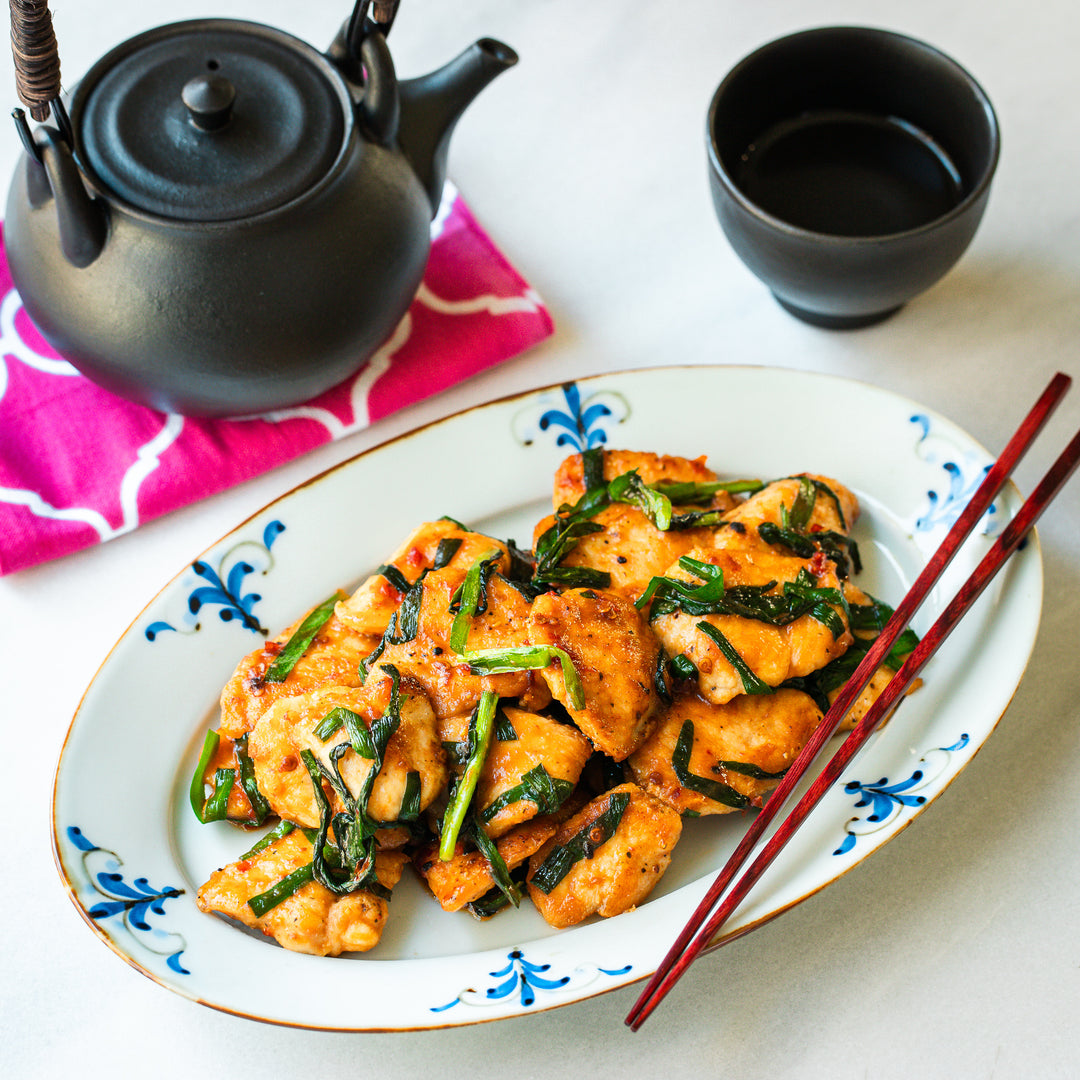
[[834, 734, 971, 855], [145, 519, 285, 640], [66, 826, 189, 974], [513, 381, 629, 453], [431, 949, 632, 1012], [910, 415, 999, 536]]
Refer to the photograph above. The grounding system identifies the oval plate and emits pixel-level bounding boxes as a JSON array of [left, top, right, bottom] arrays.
[[52, 366, 1042, 1030]]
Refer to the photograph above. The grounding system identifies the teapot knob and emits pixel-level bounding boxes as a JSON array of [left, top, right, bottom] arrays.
[[181, 73, 236, 131]]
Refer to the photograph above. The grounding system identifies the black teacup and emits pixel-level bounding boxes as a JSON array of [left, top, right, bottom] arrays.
[[707, 27, 1000, 328]]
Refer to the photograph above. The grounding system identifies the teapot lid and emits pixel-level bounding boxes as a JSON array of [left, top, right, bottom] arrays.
[[73, 20, 350, 222]]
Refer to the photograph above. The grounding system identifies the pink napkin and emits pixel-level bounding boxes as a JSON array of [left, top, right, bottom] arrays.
[[0, 186, 553, 576]]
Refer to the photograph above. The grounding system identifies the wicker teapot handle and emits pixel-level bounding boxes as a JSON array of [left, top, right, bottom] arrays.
[[9, 0, 61, 122]]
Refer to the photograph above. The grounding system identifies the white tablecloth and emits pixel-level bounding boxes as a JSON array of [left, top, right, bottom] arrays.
[[3, 2, 1078, 1077]]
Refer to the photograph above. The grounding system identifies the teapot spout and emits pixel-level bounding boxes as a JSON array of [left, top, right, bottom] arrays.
[[398, 38, 518, 215]]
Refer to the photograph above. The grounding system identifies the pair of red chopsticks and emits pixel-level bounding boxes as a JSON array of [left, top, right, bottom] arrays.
[[626, 371, 1079, 1031]]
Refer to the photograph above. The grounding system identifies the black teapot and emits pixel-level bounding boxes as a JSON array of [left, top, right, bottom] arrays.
[[4, 1, 517, 415]]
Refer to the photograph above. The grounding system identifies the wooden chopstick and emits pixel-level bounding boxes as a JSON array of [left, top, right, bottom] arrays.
[[626, 372, 1073, 1030]]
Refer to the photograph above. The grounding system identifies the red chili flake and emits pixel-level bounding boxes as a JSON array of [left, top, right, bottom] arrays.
[[809, 551, 830, 577], [377, 579, 404, 603], [405, 547, 426, 568], [236, 860, 252, 872], [809, 523, 824, 533]]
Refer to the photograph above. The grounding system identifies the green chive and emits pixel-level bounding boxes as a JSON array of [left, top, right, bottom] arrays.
[[716, 758, 788, 779], [650, 478, 764, 502], [263, 594, 338, 684], [432, 537, 463, 570], [449, 549, 504, 654], [670, 653, 698, 680], [479, 763, 575, 823], [453, 645, 586, 711], [313, 706, 353, 742], [757, 521, 816, 558], [201, 768, 236, 822], [189, 728, 220, 821], [639, 557, 846, 634], [300, 749, 384, 897], [397, 771, 422, 822], [607, 470, 673, 530], [581, 446, 606, 491], [532, 483, 611, 588], [377, 564, 411, 594], [239, 820, 295, 861], [655, 648, 673, 705], [671, 720, 750, 808], [438, 691, 497, 860], [233, 734, 271, 826], [695, 621, 774, 695], [467, 814, 521, 908], [247, 863, 314, 918], [494, 705, 518, 741], [529, 791, 630, 895]]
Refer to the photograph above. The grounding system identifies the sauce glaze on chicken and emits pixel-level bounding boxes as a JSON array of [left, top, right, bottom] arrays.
[[190, 449, 914, 956]]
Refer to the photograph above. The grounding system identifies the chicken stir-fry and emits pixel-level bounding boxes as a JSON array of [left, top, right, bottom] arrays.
[[190, 448, 916, 955]]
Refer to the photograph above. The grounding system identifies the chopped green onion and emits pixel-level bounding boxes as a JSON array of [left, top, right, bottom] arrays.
[[449, 548, 504, 653], [533, 565, 611, 590], [650, 478, 764, 502], [533, 516, 607, 588], [432, 536, 463, 569], [263, 594, 339, 684], [666, 509, 732, 530], [397, 771, 422, 822], [240, 820, 295, 861], [639, 558, 847, 634], [782, 571, 847, 638], [757, 521, 816, 558], [635, 555, 725, 616], [453, 645, 585, 711], [247, 863, 314, 918], [479, 763, 575, 823], [467, 814, 520, 908], [377, 564, 411, 594], [313, 706, 353, 742], [529, 791, 630, 895], [201, 768, 236, 822], [467, 887, 514, 919], [758, 522, 862, 579], [189, 728, 220, 821], [296, 667, 404, 899], [581, 446, 606, 491], [494, 706, 518, 741], [358, 563, 432, 680], [671, 720, 749, 808], [608, 470, 673, 530], [301, 749, 386, 897], [775, 475, 849, 531], [695, 621, 774, 695], [716, 758, 788, 779], [670, 652, 698, 680], [438, 691, 497, 860], [235, 735, 271, 826], [654, 648, 673, 705]]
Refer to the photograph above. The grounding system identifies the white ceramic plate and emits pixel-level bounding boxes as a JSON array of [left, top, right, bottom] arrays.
[[52, 366, 1042, 1030]]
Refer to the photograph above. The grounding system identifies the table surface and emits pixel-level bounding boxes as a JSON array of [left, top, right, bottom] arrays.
[[3, 2, 1078, 1077]]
